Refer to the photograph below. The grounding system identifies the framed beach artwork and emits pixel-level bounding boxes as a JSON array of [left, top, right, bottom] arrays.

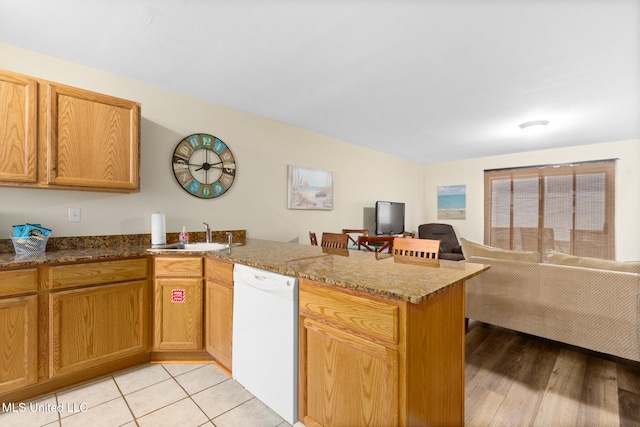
[[438, 184, 466, 220], [287, 165, 334, 210]]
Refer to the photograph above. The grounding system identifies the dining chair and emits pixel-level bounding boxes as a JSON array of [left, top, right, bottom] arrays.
[[320, 232, 349, 255], [309, 231, 318, 246], [393, 237, 440, 266], [321, 232, 349, 249], [357, 235, 394, 254], [341, 229, 369, 247]]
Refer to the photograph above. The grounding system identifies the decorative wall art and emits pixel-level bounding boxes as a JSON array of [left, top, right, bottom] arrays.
[[287, 165, 334, 210], [438, 184, 466, 220]]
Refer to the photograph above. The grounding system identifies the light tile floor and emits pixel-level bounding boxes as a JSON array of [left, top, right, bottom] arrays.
[[0, 363, 293, 427]]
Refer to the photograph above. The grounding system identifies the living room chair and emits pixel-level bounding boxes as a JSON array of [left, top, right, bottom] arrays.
[[393, 237, 440, 266], [417, 223, 465, 261]]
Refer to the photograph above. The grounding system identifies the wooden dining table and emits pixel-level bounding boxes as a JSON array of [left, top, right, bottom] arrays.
[[357, 235, 395, 253]]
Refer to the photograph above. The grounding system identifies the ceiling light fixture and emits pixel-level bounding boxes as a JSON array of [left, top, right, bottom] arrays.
[[519, 120, 549, 135]]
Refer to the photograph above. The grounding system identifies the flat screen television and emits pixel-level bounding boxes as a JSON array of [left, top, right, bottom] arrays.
[[375, 201, 405, 235]]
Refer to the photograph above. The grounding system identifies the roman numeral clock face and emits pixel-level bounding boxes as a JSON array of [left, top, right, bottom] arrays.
[[172, 133, 236, 198]]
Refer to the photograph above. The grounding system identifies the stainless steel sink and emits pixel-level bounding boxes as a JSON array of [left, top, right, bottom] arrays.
[[182, 242, 230, 251], [148, 242, 239, 252]]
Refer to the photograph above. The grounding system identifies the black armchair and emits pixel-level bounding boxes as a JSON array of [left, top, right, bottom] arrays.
[[417, 223, 465, 261]]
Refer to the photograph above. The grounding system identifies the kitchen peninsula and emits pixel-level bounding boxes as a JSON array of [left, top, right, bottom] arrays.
[[0, 235, 488, 426]]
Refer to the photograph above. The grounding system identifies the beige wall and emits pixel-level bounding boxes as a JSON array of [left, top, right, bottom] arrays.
[[2, 43, 638, 259], [423, 139, 640, 261], [0, 43, 424, 243]]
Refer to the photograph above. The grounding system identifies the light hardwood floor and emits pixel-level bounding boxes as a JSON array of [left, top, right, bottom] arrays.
[[465, 320, 640, 427]]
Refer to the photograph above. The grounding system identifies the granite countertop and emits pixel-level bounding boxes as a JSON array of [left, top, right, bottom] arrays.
[[0, 235, 488, 304], [0, 230, 243, 266], [209, 239, 488, 303]]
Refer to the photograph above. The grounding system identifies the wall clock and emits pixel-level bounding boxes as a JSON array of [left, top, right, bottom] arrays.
[[172, 133, 236, 198]]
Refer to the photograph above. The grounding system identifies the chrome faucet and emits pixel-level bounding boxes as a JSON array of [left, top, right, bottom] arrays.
[[226, 231, 233, 246], [203, 222, 211, 243]]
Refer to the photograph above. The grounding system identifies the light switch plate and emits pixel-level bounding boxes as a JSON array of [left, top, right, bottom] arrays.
[[69, 208, 81, 222]]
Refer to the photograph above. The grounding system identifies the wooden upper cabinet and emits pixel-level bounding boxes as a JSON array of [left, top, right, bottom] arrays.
[[0, 68, 141, 193], [43, 83, 140, 191], [0, 70, 38, 183]]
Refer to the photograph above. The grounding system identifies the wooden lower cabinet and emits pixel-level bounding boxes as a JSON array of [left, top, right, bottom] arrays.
[[49, 280, 148, 377], [204, 258, 234, 371], [0, 258, 150, 403], [299, 278, 466, 427], [302, 317, 399, 426], [0, 295, 38, 394], [0, 268, 39, 395], [154, 278, 203, 350], [153, 257, 203, 351]]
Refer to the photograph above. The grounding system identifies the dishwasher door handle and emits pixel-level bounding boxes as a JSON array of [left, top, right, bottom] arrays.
[[240, 271, 291, 291]]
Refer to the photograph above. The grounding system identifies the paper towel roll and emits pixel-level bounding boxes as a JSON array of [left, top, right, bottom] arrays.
[[151, 213, 166, 245]]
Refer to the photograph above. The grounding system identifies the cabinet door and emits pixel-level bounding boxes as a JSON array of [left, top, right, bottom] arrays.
[[154, 278, 203, 350], [50, 280, 148, 377], [204, 258, 233, 369], [0, 296, 38, 394], [0, 70, 38, 183], [300, 316, 399, 427], [205, 280, 233, 370], [43, 83, 140, 191]]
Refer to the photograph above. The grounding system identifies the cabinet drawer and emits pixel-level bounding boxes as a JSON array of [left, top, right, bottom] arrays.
[[155, 257, 202, 277], [299, 279, 398, 344], [49, 258, 148, 289], [205, 258, 233, 287], [0, 269, 38, 296]]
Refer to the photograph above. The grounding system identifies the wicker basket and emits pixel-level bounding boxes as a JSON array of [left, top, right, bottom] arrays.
[[11, 235, 49, 255]]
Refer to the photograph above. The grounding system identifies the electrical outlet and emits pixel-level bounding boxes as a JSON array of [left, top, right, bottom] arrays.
[[69, 208, 81, 222]]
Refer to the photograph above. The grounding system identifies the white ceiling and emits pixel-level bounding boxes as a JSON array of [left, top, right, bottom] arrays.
[[1, 0, 638, 163]]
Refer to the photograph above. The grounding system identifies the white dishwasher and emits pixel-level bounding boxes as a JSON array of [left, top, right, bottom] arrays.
[[232, 264, 298, 425]]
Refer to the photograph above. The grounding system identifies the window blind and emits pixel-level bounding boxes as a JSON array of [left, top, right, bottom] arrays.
[[484, 159, 615, 260]]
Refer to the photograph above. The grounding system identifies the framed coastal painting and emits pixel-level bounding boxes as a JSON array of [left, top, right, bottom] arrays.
[[287, 165, 334, 210], [438, 184, 466, 220]]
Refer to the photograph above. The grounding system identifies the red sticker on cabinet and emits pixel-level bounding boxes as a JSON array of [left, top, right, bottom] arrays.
[[171, 289, 186, 303]]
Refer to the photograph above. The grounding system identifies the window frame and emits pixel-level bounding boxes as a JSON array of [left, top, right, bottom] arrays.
[[484, 159, 616, 260]]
